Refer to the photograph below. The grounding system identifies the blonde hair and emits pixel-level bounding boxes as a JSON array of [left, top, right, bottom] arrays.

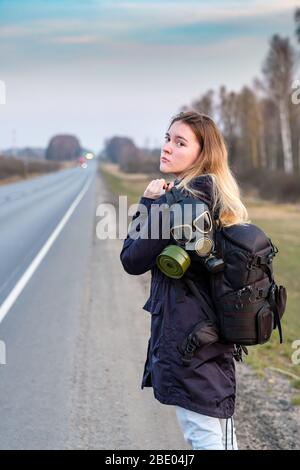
[[168, 111, 250, 227]]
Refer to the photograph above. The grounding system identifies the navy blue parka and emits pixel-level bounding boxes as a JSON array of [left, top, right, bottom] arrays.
[[120, 175, 236, 419]]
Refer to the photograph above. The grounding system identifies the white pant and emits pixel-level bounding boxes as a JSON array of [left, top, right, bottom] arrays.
[[175, 406, 238, 450]]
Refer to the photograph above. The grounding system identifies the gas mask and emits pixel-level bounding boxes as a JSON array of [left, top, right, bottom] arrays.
[[156, 191, 224, 279]]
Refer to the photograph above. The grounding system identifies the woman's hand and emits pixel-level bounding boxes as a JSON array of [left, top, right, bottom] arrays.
[[143, 179, 174, 199]]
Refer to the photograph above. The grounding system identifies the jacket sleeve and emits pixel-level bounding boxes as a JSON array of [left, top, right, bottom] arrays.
[[120, 195, 171, 275]]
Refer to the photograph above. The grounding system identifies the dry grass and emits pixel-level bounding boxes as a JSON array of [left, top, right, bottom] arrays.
[[0, 156, 77, 185]]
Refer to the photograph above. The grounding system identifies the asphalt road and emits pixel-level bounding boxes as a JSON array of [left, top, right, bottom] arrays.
[[0, 162, 188, 450], [0, 161, 97, 449]]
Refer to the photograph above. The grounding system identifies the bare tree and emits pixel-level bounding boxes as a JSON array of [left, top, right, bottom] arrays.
[[237, 86, 261, 169], [217, 86, 241, 170], [262, 35, 295, 173], [191, 89, 215, 118], [252, 78, 268, 169]]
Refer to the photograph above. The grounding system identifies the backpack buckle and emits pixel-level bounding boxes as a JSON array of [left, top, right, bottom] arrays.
[[249, 288, 257, 302], [257, 288, 264, 298], [235, 285, 253, 308], [240, 285, 253, 298]]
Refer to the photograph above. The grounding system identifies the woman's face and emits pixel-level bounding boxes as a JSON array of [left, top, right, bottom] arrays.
[[160, 120, 201, 177]]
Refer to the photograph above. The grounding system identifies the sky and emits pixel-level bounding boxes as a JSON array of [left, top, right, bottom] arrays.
[[0, 0, 299, 154]]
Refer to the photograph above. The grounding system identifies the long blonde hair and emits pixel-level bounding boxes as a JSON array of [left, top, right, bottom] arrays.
[[168, 111, 250, 227]]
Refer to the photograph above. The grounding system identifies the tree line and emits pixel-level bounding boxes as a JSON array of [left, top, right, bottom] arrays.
[[102, 9, 300, 201], [180, 24, 300, 176]]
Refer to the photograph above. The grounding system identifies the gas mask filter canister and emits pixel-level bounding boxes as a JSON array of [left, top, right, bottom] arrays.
[[156, 196, 215, 279]]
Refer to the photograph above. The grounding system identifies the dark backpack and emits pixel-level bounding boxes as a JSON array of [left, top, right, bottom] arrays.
[[209, 222, 287, 347], [164, 187, 287, 357]]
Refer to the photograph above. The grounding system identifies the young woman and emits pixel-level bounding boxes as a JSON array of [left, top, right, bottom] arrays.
[[120, 110, 249, 450]]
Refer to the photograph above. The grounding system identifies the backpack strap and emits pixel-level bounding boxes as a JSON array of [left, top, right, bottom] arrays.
[[251, 250, 276, 284], [233, 344, 249, 362], [268, 281, 283, 343], [165, 186, 220, 225], [171, 273, 218, 325], [164, 186, 185, 206], [213, 204, 220, 219], [182, 273, 219, 325], [171, 278, 186, 303], [251, 249, 283, 343]]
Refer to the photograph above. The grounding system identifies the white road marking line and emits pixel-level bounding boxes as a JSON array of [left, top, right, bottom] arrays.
[[0, 175, 93, 324]]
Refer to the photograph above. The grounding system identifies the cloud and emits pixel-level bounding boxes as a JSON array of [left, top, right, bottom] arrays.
[[50, 34, 99, 45], [0, 0, 297, 45], [104, 0, 299, 25], [0, 19, 85, 38]]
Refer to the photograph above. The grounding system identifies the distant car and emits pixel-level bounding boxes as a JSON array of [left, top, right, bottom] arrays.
[[78, 156, 87, 168]]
